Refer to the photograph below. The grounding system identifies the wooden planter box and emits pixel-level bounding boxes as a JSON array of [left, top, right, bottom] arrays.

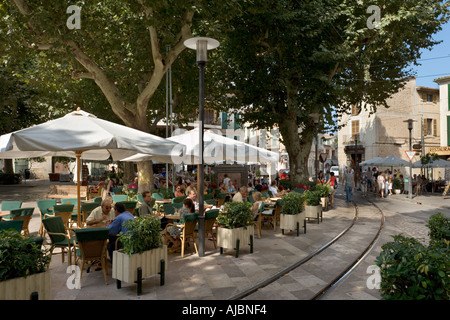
[[112, 245, 168, 295], [305, 204, 323, 224], [280, 212, 306, 236], [0, 271, 51, 300], [217, 225, 254, 258]]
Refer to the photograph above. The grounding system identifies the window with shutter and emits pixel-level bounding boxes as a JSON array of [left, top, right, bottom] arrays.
[[433, 119, 437, 137], [447, 116, 450, 146]]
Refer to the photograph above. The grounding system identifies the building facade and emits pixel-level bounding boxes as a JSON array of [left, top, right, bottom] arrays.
[[337, 76, 441, 178]]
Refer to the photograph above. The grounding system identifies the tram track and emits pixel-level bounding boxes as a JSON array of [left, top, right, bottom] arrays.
[[227, 196, 385, 300]]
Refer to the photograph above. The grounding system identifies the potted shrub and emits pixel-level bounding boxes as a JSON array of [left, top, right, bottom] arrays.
[[312, 184, 330, 211], [0, 230, 51, 300], [280, 191, 306, 236], [303, 190, 323, 223], [392, 178, 402, 194], [216, 202, 254, 257], [112, 215, 167, 295]]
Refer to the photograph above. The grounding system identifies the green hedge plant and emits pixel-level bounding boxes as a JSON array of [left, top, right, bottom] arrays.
[[311, 184, 330, 197], [217, 202, 253, 229], [0, 230, 50, 282], [376, 214, 450, 300], [281, 192, 303, 215], [119, 216, 162, 255], [303, 190, 321, 206], [427, 213, 450, 243]]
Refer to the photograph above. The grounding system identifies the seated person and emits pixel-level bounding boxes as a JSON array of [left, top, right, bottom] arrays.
[[187, 189, 199, 210], [232, 186, 248, 203], [268, 180, 284, 197], [138, 191, 153, 216], [174, 184, 184, 198], [164, 198, 195, 252], [251, 191, 263, 219], [127, 177, 138, 189], [107, 202, 135, 262], [218, 183, 227, 194], [85, 199, 115, 226]]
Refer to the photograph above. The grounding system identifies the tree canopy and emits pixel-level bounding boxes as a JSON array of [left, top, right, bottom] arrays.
[[212, 0, 450, 183]]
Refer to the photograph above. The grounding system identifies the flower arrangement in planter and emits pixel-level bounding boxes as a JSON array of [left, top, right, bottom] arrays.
[[216, 202, 254, 257], [112, 215, 167, 295], [280, 191, 306, 236], [0, 230, 51, 300], [303, 189, 323, 223]]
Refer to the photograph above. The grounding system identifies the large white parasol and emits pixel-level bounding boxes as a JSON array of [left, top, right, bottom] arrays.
[[0, 108, 183, 225]]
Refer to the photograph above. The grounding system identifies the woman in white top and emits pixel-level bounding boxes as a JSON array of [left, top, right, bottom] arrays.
[[377, 172, 385, 198], [251, 191, 264, 219]]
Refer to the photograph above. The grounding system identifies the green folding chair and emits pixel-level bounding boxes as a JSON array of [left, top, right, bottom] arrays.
[[151, 192, 164, 200], [112, 195, 127, 203], [172, 196, 186, 204], [204, 199, 217, 206], [136, 194, 144, 204], [204, 209, 219, 249], [48, 204, 75, 231], [180, 213, 199, 258], [37, 199, 57, 237], [61, 198, 78, 223], [5, 207, 34, 236], [74, 227, 110, 285], [1, 201, 22, 216], [93, 197, 103, 204], [42, 216, 76, 266], [162, 203, 175, 215], [0, 219, 23, 233]]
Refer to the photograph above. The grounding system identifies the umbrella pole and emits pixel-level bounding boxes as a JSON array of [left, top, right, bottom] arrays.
[[76, 151, 82, 228]]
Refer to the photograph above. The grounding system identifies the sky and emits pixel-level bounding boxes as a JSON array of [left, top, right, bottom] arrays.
[[412, 20, 450, 88]]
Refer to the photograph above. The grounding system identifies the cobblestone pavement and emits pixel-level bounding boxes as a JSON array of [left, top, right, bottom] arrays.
[[0, 179, 448, 307]]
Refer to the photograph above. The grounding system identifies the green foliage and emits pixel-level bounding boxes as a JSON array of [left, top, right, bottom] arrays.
[[212, 0, 450, 182], [376, 234, 449, 300], [311, 184, 330, 197], [427, 213, 450, 243], [217, 202, 253, 229], [376, 214, 450, 300], [278, 179, 293, 191], [303, 190, 321, 206], [281, 192, 303, 215], [0, 230, 50, 282], [158, 187, 173, 199], [118, 216, 162, 255], [393, 178, 402, 190], [420, 153, 440, 165]]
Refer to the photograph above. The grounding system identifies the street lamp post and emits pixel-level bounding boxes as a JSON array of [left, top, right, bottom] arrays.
[[404, 119, 415, 199], [184, 37, 219, 257], [309, 113, 320, 183]]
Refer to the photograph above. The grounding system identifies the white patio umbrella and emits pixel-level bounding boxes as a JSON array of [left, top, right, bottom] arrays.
[[412, 158, 450, 168], [370, 155, 412, 167], [359, 157, 383, 166], [0, 108, 183, 225], [121, 127, 280, 165]]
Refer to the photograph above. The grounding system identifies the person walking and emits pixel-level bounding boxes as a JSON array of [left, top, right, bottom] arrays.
[[377, 172, 385, 198], [360, 169, 368, 196], [342, 168, 355, 202]]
